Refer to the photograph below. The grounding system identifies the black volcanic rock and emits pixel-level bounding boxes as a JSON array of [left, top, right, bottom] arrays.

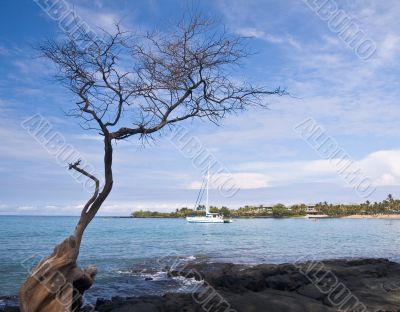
[[96, 258, 400, 312], [2, 258, 400, 311]]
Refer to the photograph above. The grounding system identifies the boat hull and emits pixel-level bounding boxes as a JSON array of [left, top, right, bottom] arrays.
[[186, 216, 233, 223]]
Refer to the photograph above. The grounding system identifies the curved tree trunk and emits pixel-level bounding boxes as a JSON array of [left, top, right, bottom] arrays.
[[20, 11, 276, 311], [19, 137, 113, 312]]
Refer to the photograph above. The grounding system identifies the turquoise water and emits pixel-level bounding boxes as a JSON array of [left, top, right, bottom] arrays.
[[1, 216, 400, 304]]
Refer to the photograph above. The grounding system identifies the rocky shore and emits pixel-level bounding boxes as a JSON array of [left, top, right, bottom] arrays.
[[2, 258, 400, 311], [95, 258, 400, 312]]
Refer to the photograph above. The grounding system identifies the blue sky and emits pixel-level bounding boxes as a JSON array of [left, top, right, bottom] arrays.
[[1, 0, 400, 215]]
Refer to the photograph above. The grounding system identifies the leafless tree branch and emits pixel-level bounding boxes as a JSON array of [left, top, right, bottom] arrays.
[[23, 11, 285, 311]]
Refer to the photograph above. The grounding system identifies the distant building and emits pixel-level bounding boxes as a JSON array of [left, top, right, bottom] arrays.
[[306, 205, 318, 214], [240, 205, 274, 214]]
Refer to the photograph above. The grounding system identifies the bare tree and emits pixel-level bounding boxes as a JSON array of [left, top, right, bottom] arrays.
[[19, 13, 284, 311]]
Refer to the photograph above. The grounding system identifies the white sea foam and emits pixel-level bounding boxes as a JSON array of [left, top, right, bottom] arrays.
[[140, 271, 168, 281], [116, 270, 133, 275], [173, 275, 203, 292], [116, 268, 169, 281]]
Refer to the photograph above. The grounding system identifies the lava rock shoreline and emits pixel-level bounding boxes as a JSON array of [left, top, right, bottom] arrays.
[[2, 258, 400, 311], [95, 258, 400, 311]]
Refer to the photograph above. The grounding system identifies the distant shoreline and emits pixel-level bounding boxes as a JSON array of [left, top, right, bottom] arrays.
[[2, 215, 399, 219], [342, 214, 400, 219], [129, 214, 400, 219]]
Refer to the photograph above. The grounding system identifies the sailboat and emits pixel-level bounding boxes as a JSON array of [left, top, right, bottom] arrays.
[[186, 168, 233, 224]]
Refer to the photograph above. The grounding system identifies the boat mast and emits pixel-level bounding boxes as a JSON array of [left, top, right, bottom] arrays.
[[206, 165, 210, 215]]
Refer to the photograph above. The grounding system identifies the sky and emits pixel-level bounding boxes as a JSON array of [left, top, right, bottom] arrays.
[[1, 0, 400, 215]]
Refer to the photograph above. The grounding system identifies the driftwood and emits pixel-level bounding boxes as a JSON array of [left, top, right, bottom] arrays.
[[19, 236, 96, 311]]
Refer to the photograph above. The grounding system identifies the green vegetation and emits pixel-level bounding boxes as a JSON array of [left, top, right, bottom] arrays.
[[131, 195, 400, 218], [132, 205, 230, 218], [315, 194, 400, 217], [133, 207, 202, 218], [131, 203, 305, 218]]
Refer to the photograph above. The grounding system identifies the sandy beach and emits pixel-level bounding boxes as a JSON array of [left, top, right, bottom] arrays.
[[343, 214, 400, 219]]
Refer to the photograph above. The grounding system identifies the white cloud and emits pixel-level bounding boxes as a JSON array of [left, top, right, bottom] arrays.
[[375, 174, 397, 186], [78, 8, 119, 32], [74, 134, 104, 141], [359, 150, 400, 186], [378, 34, 400, 62], [16, 206, 36, 212], [236, 27, 301, 49], [232, 149, 400, 189], [102, 201, 187, 214], [188, 172, 271, 190], [65, 1, 132, 33], [0, 45, 10, 56], [8, 201, 188, 215], [226, 173, 271, 189]]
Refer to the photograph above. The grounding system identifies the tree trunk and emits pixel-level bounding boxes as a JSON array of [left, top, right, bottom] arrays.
[[19, 236, 96, 311], [19, 137, 113, 311]]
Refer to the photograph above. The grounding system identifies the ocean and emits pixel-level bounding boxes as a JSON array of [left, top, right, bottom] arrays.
[[1, 216, 399, 306]]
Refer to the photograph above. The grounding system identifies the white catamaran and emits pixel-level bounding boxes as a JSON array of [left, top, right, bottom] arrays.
[[186, 168, 233, 224]]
